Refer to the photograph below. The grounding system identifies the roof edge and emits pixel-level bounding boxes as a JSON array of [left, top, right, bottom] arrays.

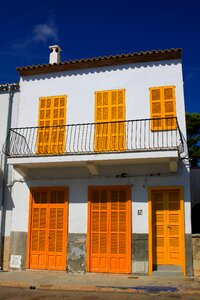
[[17, 48, 182, 77]]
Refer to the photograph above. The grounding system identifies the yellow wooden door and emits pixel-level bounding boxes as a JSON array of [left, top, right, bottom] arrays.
[[95, 90, 126, 151], [29, 188, 68, 270], [88, 187, 131, 274], [152, 189, 183, 266]]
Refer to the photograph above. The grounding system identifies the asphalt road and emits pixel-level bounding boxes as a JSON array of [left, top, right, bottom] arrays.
[[0, 286, 199, 300]]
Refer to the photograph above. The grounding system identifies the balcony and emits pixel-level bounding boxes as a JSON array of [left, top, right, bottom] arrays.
[[5, 117, 185, 175]]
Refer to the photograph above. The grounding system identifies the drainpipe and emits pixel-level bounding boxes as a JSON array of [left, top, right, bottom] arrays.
[[0, 83, 19, 269]]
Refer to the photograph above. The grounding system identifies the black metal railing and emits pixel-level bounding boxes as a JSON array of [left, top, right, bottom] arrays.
[[4, 117, 184, 158]]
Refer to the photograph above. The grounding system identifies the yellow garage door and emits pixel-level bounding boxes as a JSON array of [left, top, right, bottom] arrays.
[[87, 186, 131, 274], [152, 189, 184, 266], [28, 188, 68, 270]]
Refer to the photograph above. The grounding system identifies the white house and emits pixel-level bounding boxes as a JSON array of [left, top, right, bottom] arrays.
[[4, 46, 192, 276]]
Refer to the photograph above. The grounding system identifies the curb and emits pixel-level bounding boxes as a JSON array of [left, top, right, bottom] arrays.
[[0, 281, 200, 295]]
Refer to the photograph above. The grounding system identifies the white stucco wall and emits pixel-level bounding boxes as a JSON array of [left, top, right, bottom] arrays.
[[18, 59, 186, 137], [8, 161, 191, 235], [0, 91, 20, 153], [0, 89, 20, 238]]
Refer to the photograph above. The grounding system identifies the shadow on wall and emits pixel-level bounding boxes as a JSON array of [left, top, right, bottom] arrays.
[[192, 203, 200, 234], [23, 60, 180, 82], [191, 168, 200, 233]]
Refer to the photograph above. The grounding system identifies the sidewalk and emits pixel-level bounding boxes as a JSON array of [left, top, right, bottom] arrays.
[[0, 270, 200, 294]]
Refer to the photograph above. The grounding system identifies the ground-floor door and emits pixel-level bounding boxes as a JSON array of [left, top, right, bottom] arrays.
[[87, 186, 131, 274], [28, 187, 68, 270], [150, 188, 185, 272]]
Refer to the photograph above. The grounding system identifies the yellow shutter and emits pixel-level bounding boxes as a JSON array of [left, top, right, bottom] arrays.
[[152, 189, 183, 266], [150, 86, 176, 131], [30, 191, 48, 269], [37, 95, 66, 155], [152, 191, 167, 264], [95, 92, 109, 151], [88, 187, 131, 274], [51, 96, 66, 154], [29, 188, 68, 271], [163, 87, 176, 130], [95, 89, 126, 152], [37, 97, 53, 154]]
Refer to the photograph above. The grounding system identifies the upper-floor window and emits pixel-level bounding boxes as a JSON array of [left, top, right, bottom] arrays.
[[37, 95, 67, 155], [149, 86, 176, 131], [94, 89, 126, 152]]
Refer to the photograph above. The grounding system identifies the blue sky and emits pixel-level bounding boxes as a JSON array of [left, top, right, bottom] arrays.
[[0, 0, 199, 113]]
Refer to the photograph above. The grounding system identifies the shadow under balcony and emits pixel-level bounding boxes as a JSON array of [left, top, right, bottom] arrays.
[[5, 117, 185, 177]]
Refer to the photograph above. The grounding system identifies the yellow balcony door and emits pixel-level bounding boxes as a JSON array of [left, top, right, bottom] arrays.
[[37, 95, 66, 155], [95, 89, 126, 152]]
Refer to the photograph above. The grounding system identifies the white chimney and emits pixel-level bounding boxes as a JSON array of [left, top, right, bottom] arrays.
[[49, 45, 62, 64]]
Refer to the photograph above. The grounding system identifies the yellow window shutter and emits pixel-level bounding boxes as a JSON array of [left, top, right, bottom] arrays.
[[95, 89, 126, 152], [150, 86, 176, 131], [95, 91, 109, 151], [37, 95, 67, 155], [51, 96, 66, 154], [110, 90, 125, 150], [37, 97, 53, 154], [150, 87, 163, 130], [163, 86, 176, 129]]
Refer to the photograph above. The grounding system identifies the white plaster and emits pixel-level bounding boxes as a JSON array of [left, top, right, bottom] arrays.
[[8, 162, 191, 235], [0, 91, 20, 154], [18, 60, 186, 136], [8, 150, 179, 168], [10, 182, 29, 232]]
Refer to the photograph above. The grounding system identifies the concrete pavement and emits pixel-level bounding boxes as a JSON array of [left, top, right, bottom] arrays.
[[0, 270, 200, 294]]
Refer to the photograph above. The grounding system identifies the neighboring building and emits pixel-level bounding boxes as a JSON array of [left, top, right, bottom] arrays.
[[4, 46, 192, 276], [191, 167, 200, 276], [0, 83, 20, 268]]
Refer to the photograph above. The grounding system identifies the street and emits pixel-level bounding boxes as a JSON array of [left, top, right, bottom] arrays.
[[0, 287, 199, 300]]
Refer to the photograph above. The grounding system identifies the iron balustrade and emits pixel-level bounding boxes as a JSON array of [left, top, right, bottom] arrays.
[[4, 117, 184, 158]]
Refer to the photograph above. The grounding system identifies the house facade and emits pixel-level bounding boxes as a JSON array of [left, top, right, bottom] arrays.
[[4, 47, 192, 276]]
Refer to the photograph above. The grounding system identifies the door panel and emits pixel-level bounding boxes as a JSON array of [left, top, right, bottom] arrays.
[[152, 189, 183, 266], [29, 188, 68, 270], [88, 187, 131, 274]]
